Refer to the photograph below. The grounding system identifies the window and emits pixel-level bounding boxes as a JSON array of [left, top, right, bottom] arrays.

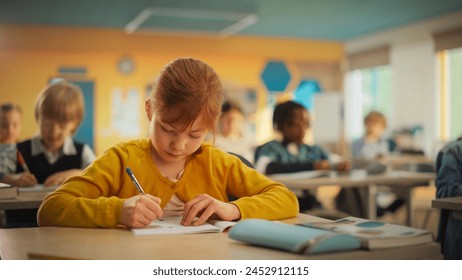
[[345, 65, 393, 141], [439, 47, 462, 141]]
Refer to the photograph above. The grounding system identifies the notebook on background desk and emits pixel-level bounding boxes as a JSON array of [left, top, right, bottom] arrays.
[[270, 170, 334, 181], [17, 184, 59, 193], [0, 183, 17, 199], [350, 158, 388, 175]]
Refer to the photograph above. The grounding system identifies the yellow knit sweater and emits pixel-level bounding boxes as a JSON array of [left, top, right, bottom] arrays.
[[37, 139, 299, 228]]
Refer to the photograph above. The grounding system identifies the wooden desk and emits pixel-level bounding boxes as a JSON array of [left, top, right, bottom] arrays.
[[0, 185, 56, 211], [0, 214, 442, 260], [0, 191, 51, 210], [432, 196, 462, 221], [379, 155, 433, 168], [271, 170, 435, 226]]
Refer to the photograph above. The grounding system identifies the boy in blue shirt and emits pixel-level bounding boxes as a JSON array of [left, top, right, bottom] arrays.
[[255, 101, 349, 211]]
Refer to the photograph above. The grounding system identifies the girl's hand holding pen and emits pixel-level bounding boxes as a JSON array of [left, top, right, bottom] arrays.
[[121, 194, 163, 228], [122, 167, 164, 228]]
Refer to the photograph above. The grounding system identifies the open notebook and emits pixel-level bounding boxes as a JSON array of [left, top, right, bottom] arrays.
[[131, 216, 236, 237]]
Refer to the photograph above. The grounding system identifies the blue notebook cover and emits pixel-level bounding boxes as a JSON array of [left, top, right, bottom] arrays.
[[228, 219, 361, 255]]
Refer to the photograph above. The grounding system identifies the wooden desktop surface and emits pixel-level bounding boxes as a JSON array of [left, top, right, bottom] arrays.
[[0, 214, 442, 260], [270, 170, 435, 190], [379, 155, 433, 167], [432, 196, 462, 211], [0, 191, 50, 210], [432, 196, 462, 221]]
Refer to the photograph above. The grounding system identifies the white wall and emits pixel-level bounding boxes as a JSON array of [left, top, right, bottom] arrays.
[[345, 10, 462, 157]]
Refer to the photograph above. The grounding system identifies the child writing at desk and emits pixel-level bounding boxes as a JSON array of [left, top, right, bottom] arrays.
[[338, 110, 403, 218], [352, 110, 392, 159], [0, 102, 27, 227], [214, 100, 255, 164], [38, 58, 298, 228], [0, 102, 36, 186], [254, 100, 349, 211], [0, 102, 23, 144], [1, 81, 96, 227]]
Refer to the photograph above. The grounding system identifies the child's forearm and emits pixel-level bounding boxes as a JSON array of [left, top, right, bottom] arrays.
[[0, 173, 17, 185], [0, 173, 37, 187]]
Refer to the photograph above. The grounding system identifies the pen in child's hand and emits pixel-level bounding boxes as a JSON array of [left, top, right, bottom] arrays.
[[125, 167, 145, 194], [125, 167, 163, 221], [17, 150, 30, 173]]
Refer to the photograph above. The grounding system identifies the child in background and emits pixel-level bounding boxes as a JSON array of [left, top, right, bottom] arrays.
[[1, 81, 96, 227], [435, 138, 462, 259], [0, 102, 37, 186], [38, 58, 298, 228], [254, 100, 349, 211], [0, 102, 23, 144], [352, 110, 391, 159], [0, 102, 29, 227], [214, 100, 255, 164], [337, 110, 402, 218]]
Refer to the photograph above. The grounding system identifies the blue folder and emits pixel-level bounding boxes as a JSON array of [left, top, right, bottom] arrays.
[[229, 219, 361, 255]]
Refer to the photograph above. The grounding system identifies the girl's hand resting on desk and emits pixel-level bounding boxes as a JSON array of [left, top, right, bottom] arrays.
[[121, 194, 163, 228], [181, 194, 241, 226]]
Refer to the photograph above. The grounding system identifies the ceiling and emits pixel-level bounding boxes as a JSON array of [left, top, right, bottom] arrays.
[[1, 0, 462, 41]]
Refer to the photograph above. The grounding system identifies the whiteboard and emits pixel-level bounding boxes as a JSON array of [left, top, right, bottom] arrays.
[[312, 93, 343, 144]]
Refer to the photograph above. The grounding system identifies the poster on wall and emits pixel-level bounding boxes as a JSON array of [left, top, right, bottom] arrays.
[[111, 87, 141, 137]]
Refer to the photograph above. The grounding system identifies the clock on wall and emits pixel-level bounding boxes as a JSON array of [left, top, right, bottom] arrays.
[[117, 56, 135, 75]]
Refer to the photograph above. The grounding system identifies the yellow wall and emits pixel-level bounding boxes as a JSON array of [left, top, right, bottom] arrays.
[[0, 25, 344, 155]]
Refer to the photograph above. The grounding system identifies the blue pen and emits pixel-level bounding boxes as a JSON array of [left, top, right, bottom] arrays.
[[125, 167, 145, 194]]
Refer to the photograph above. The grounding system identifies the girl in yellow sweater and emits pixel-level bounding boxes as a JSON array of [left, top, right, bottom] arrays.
[[38, 58, 298, 228]]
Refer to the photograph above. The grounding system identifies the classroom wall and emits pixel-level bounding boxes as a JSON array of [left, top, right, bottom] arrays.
[[345, 10, 462, 157], [0, 25, 343, 155]]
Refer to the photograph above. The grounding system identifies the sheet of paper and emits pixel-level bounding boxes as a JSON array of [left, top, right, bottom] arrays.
[[0, 182, 12, 188], [131, 216, 232, 237]]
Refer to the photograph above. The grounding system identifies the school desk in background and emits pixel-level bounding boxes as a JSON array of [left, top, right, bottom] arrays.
[[270, 169, 435, 226], [0, 184, 57, 212]]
